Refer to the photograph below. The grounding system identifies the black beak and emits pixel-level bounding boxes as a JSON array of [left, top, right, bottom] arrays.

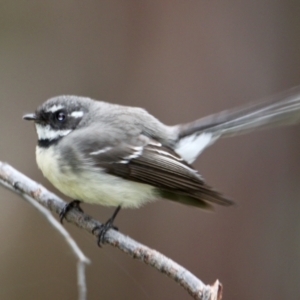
[[23, 113, 37, 121]]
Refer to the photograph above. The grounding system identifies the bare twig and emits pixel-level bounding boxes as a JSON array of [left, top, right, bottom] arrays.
[[0, 161, 222, 300], [0, 168, 90, 300]]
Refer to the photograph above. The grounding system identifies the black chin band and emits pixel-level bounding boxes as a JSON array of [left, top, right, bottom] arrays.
[[38, 137, 61, 148]]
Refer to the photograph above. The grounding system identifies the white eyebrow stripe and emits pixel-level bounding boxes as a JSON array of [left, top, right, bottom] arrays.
[[35, 124, 72, 140], [90, 147, 112, 155], [71, 111, 84, 118], [45, 104, 65, 113]]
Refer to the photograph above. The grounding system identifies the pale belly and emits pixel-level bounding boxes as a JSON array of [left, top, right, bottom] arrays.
[[36, 146, 156, 208]]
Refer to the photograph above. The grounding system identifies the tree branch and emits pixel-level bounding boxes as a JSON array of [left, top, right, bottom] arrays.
[[0, 165, 90, 300], [0, 161, 222, 300]]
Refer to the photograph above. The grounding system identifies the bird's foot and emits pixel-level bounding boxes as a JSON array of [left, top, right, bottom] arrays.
[[92, 206, 121, 247], [59, 200, 83, 223]]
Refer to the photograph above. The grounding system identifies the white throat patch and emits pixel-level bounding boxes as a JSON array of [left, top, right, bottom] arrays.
[[35, 124, 72, 141]]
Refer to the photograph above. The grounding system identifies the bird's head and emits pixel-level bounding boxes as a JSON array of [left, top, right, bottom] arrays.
[[23, 95, 92, 147]]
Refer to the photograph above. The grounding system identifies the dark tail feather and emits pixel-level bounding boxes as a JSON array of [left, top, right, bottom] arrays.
[[178, 86, 300, 140]]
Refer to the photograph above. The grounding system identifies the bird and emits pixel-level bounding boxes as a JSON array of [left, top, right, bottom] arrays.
[[23, 86, 300, 245]]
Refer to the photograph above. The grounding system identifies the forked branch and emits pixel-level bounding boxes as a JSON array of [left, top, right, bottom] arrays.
[[0, 161, 222, 300]]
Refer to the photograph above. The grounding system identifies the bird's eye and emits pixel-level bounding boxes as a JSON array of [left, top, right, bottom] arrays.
[[55, 111, 66, 122]]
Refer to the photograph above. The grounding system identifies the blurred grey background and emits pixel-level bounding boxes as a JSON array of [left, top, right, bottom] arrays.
[[1, 1, 300, 299]]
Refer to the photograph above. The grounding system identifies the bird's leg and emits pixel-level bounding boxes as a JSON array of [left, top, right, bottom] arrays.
[[59, 200, 83, 223], [92, 205, 121, 247]]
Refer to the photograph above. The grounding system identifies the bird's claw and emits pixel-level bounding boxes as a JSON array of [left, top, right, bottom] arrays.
[[92, 220, 119, 247], [59, 200, 83, 223], [92, 205, 121, 247]]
